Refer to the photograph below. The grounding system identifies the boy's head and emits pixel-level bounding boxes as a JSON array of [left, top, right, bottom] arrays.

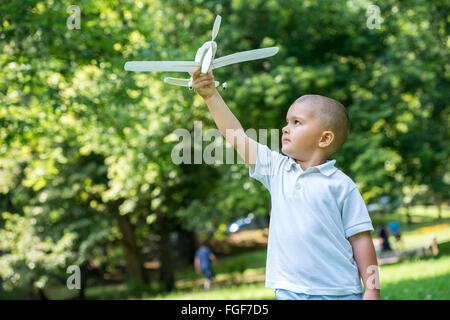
[[281, 94, 349, 161]]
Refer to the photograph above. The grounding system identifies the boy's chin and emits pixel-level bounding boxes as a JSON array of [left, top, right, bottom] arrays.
[[282, 146, 302, 160], [281, 145, 292, 156]]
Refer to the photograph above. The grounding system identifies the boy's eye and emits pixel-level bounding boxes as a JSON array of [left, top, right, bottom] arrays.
[[286, 120, 301, 125]]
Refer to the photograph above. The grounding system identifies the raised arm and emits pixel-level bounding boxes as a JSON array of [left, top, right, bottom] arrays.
[[190, 68, 257, 169]]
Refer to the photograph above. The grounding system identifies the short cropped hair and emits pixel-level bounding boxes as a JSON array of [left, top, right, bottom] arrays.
[[295, 95, 349, 156]]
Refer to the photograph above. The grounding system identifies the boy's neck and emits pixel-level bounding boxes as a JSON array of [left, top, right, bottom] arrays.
[[294, 155, 329, 171]]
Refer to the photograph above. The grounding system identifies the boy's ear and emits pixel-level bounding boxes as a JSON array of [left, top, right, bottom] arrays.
[[318, 131, 334, 148]]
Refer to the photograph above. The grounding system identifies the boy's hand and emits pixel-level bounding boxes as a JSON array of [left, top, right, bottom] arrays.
[[189, 68, 217, 100]]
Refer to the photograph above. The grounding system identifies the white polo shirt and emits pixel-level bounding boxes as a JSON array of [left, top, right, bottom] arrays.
[[249, 142, 374, 295]]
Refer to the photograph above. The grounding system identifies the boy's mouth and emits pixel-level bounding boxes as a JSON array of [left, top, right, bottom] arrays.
[[282, 138, 290, 144]]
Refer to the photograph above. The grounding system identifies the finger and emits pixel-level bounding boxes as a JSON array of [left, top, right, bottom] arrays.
[[194, 76, 214, 86], [193, 68, 201, 79], [195, 75, 214, 82], [195, 79, 215, 88], [194, 83, 211, 91], [194, 79, 211, 87]]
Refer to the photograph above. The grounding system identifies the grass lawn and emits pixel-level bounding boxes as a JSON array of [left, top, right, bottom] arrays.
[[152, 250, 450, 300], [153, 205, 450, 300], [380, 254, 450, 300], [43, 205, 450, 300]]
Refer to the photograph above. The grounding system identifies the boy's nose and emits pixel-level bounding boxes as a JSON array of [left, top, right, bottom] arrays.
[[282, 125, 289, 134]]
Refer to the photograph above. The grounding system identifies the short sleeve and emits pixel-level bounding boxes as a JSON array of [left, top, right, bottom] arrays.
[[341, 187, 374, 238], [248, 142, 282, 191]]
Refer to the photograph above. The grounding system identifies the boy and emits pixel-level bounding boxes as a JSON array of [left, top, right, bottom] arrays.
[[189, 68, 380, 300], [194, 242, 217, 290]]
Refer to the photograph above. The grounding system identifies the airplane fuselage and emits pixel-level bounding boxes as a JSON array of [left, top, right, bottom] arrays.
[[195, 41, 217, 73], [187, 41, 217, 89]]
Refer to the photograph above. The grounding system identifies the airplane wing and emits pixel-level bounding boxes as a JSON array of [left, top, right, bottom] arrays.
[[163, 77, 191, 87], [211, 47, 279, 70], [124, 61, 201, 72], [164, 77, 220, 88]]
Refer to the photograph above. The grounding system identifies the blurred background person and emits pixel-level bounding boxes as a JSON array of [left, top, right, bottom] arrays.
[[388, 221, 404, 250], [194, 242, 217, 290], [379, 224, 392, 253]]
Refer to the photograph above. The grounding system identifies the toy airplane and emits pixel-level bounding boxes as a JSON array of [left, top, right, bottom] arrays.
[[124, 15, 279, 90]]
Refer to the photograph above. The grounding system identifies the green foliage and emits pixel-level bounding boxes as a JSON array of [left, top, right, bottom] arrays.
[[0, 211, 75, 290]]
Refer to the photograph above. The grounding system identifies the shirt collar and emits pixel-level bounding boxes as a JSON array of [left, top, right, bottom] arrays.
[[285, 158, 337, 176]]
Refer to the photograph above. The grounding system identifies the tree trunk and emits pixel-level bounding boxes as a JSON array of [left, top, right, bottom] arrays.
[[436, 199, 442, 220], [28, 278, 48, 300], [116, 211, 147, 283], [174, 226, 197, 266], [405, 204, 412, 225], [157, 213, 175, 292], [78, 262, 88, 299]]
